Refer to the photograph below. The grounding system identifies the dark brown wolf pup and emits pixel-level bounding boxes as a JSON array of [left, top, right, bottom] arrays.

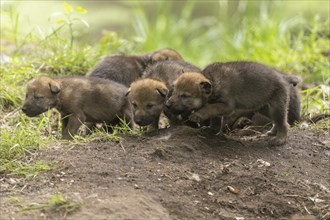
[[166, 61, 293, 146], [22, 76, 132, 140], [222, 74, 301, 132], [87, 48, 183, 86]]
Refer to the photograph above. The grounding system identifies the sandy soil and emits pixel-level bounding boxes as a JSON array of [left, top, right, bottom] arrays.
[[1, 122, 329, 220]]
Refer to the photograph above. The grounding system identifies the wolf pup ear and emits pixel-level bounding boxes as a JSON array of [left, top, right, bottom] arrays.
[[49, 81, 61, 94], [284, 75, 301, 87], [125, 88, 131, 96], [156, 88, 169, 98], [200, 81, 212, 95]]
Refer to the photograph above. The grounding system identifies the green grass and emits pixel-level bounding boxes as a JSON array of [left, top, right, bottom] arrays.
[[13, 193, 84, 216], [3, 161, 52, 179], [0, 1, 329, 180], [309, 119, 330, 136], [69, 122, 134, 144], [46, 193, 83, 215], [132, 2, 329, 83], [0, 111, 55, 178], [301, 85, 330, 118]]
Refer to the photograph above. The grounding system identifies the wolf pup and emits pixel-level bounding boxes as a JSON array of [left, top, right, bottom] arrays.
[[166, 61, 292, 146], [22, 76, 132, 140], [221, 74, 301, 133], [88, 48, 183, 86], [126, 60, 201, 130]]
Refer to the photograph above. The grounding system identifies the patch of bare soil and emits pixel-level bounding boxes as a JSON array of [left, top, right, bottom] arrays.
[[1, 124, 329, 220]]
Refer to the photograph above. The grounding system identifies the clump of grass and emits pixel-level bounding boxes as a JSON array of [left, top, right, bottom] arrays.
[[69, 116, 143, 144], [0, 64, 37, 111], [18, 193, 84, 217], [301, 85, 330, 118], [309, 119, 330, 136], [0, 87, 21, 111], [37, 44, 97, 76], [70, 128, 124, 144], [0, 111, 56, 177], [111, 117, 144, 137], [3, 161, 52, 179], [46, 193, 83, 215]]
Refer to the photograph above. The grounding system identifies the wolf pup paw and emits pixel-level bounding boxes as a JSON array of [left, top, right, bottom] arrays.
[[189, 112, 205, 124], [269, 136, 286, 146]]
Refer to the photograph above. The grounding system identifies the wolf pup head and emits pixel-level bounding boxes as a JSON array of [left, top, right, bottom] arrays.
[[166, 72, 212, 115], [22, 77, 60, 117]]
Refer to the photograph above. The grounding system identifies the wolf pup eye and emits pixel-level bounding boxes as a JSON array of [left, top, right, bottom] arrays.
[[34, 95, 44, 100], [145, 103, 154, 110], [131, 102, 138, 109], [180, 94, 190, 100]]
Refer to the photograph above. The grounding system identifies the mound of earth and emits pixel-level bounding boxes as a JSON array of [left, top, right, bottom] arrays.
[[1, 124, 329, 220]]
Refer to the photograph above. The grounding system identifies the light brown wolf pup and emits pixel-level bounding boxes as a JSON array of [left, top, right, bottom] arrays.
[[22, 76, 132, 140], [88, 48, 183, 86], [126, 60, 201, 130], [166, 61, 292, 146]]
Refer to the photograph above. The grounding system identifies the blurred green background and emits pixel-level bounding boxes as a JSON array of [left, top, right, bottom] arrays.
[[2, 1, 329, 41], [1, 0, 329, 81]]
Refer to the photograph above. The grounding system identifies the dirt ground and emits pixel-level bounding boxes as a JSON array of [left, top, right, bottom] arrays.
[[1, 121, 329, 220]]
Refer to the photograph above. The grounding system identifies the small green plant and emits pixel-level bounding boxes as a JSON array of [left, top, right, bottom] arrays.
[[301, 85, 330, 118], [36, 2, 97, 76], [111, 117, 144, 137], [53, 2, 89, 49]]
